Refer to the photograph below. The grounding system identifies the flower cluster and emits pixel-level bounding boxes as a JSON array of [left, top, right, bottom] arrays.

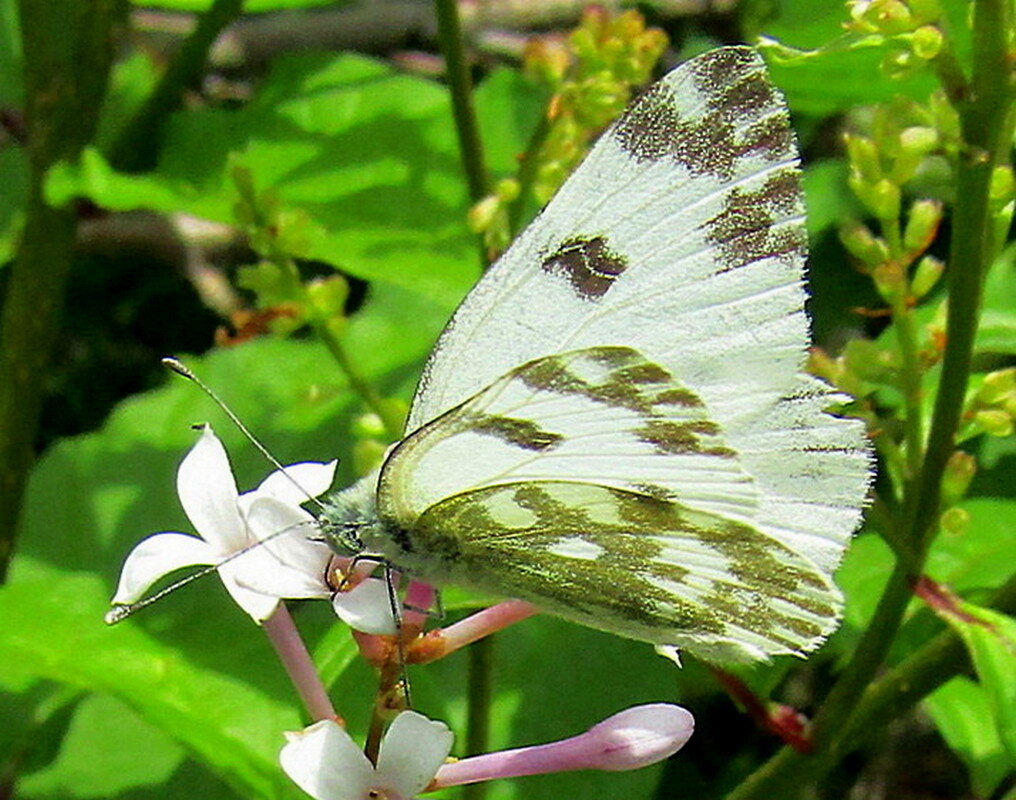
[[109, 428, 696, 798]]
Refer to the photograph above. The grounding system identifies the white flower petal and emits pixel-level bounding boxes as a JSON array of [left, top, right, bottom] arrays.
[[244, 496, 326, 564], [376, 711, 454, 796], [216, 559, 281, 621], [177, 426, 245, 552], [332, 580, 398, 635], [232, 545, 331, 600], [280, 719, 375, 800], [251, 460, 338, 507], [111, 532, 215, 605]]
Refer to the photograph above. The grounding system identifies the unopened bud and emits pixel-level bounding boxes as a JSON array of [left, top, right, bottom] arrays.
[[974, 409, 1013, 437], [845, 134, 883, 184], [899, 126, 939, 158], [911, 255, 944, 298], [977, 368, 1016, 405], [904, 199, 943, 251], [940, 506, 969, 536], [941, 451, 976, 505], [910, 25, 943, 60], [862, 178, 902, 220], [840, 222, 890, 265]]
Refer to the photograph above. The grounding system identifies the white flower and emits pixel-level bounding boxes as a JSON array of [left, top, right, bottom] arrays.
[[280, 713, 454, 800], [110, 425, 336, 622], [240, 495, 400, 634]]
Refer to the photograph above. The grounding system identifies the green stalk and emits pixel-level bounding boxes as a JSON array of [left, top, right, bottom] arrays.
[[728, 571, 1016, 800], [0, 0, 125, 580], [110, 0, 244, 173], [912, 0, 1014, 554], [434, 0, 488, 204]]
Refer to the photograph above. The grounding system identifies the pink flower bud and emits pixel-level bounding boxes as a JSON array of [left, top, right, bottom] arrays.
[[432, 704, 693, 788]]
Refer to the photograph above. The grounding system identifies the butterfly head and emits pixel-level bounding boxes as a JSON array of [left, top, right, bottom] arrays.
[[317, 471, 383, 557]]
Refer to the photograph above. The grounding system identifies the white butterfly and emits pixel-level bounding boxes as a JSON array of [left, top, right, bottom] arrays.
[[321, 46, 871, 664]]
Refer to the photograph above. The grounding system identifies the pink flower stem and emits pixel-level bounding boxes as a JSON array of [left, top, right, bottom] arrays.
[[410, 600, 538, 663], [262, 603, 338, 723]]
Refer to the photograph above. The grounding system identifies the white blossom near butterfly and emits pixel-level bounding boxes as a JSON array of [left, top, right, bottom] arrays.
[[320, 46, 871, 663]]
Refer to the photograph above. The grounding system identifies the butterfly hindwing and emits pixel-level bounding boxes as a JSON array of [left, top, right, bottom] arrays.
[[375, 346, 841, 661], [400, 481, 837, 663]]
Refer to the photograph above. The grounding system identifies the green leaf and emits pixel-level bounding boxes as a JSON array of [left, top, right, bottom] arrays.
[[978, 245, 1016, 356], [0, 576, 300, 799], [925, 677, 1013, 797], [926, 498, 1016, 594], [934, 599, 1016, 767], [803, 159, 863, 236], [45, 52, 479, 307]]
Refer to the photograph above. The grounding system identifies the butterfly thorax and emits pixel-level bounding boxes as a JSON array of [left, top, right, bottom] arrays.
[[319, 471, 427, 573]]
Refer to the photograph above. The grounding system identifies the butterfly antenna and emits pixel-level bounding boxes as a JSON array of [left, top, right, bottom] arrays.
[[162, 357, 327, 513], [105, 517, 314, 625]]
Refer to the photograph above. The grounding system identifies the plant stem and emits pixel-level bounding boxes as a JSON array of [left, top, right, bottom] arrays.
[[912, 0, 1013, 554], [434, 0, 488, 203], [727, 571, 1016, 800], [313, 319, 404, 441], [0, 0, 125, 581], [110, 0, 244, 172]]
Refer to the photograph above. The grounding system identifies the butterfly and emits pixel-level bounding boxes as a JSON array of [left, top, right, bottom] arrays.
[[320, 46, 871, 664]]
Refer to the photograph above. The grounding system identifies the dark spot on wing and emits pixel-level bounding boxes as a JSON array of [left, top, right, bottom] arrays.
[[541, 236, 628, 300], [703, 169, 807, 272], [613, 83, 681, 162], [611, 47, 795, 181], [637, 419, 734, 457], [470, 414, 563, 451]]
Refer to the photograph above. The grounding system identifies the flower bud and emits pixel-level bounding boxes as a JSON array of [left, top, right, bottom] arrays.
[[911, 25, 943, 60], [840, 222, 890, 266], [941, 451, 976, 505], [904, 199, 943, 252], [899, 126, 939, 158], [973, 409, 1013, 437], [977, 368, 1016, 405], [911, 254, 944, 298], [940, 506, 969, 537], [845, 133, 883, 184]]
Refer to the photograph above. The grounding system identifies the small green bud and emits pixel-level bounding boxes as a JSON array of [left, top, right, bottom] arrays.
[[910, 25, 943, 60], [990, 166, 1015, 204], [977, 368, 1016, 405], [495, 177, 520, 203], [845, 133, 883, 183], [306, 275, 349, 324], [941, 451, 976, 505], [844, 338, 896, 383], [939, 506, 969, 537], [352, 411, 387, 440], [840, 221, 890, 266], [862, 178, 902, 220], [899, 126, 939, 157], [903, 199, 943, 251], [911, 255, 944, 298]]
